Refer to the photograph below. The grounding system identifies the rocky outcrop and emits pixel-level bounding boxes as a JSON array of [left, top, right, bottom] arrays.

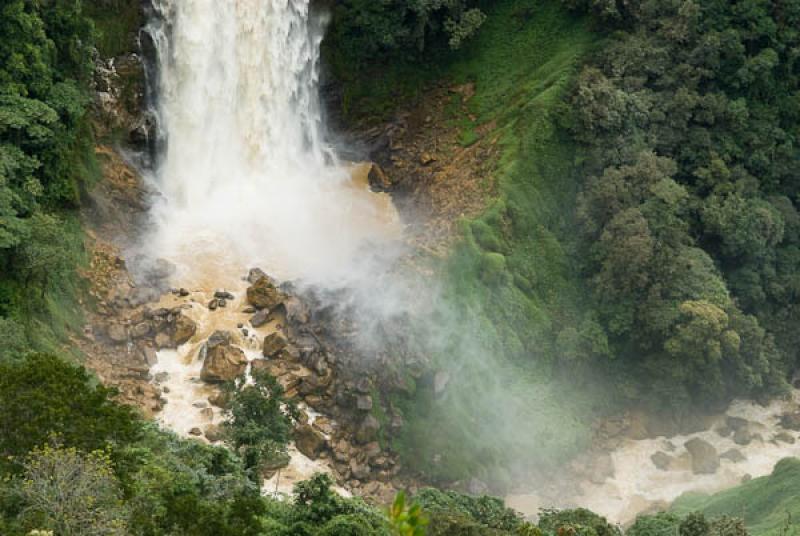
[[93, 53, 155, 153], [200, 331, 247, 383], [684, 438, 720, 474]]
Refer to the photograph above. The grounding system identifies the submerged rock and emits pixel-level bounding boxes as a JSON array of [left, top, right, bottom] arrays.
[[774, 431, 796, 444], [733, 427, 754, 446], [650, 451, 673, 471], [720, 448, 746, 463], [684, 438, 720, 474], [200, 330, 247, 383]]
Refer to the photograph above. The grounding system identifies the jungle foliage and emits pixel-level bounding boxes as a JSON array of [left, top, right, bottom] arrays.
[[562, 0, 800, 407]]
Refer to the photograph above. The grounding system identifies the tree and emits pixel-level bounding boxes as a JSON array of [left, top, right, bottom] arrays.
[[222, 369, 295, 477], [0, 353, 139, 469], [13, 445, 127, 536], [16, 212, 77, 296]]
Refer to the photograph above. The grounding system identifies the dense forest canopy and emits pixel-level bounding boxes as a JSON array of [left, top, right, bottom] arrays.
[[565, 0, 800, 407]]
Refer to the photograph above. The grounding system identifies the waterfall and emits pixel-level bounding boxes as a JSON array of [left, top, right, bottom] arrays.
[[143, 0, 399, 286]]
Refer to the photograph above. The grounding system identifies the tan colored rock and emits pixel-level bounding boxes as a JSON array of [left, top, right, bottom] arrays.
[[246, 276, 283, 310], [367, 163, 392, 190], [107, 323, 128, 343], [173, 314, 197, 345], [204, 424, 224, 442], [294, 424, 327, 459], [200, 331, 247, 383], [262, 331, 289, 358], [154, 332, 172, 349]]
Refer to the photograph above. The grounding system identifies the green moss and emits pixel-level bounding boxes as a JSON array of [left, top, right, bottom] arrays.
[[85, 1, 143, 59], [672, 458, 800, 536]]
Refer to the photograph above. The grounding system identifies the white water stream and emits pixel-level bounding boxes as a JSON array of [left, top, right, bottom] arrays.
[[141, 0, 398, 499], [145, 0, 399, 284]]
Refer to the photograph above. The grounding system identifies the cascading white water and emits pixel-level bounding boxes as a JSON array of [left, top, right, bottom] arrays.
[[145, 0, 399, 287], [140, 0, 399, 495]]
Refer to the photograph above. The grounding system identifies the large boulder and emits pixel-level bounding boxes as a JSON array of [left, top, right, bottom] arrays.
[[204, 424, 224, 442], [173, 314, 197, 345], [262, 331, 289, 358], [247, 267, 268, 284], [294, 424, 327, 460], [246, 276, 284, 310], [200, 331, 247, 383], [107, 323, 128, 343], [349, 458, 371, 480], [684, 438, 720, 475]]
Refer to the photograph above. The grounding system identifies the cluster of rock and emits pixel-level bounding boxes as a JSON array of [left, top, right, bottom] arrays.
[[185, 269, 405, 498], [645, 414, 799, 478], [98, 303, 197, 412]]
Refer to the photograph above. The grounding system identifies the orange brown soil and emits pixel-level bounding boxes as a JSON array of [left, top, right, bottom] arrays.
[[372, 82, 501, 257]]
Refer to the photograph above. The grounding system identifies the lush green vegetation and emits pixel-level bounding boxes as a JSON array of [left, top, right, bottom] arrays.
[[0, 0, 100, 356], [2, 350, 770, 534], [337, 0, 606, 483], [326, 0, 800, 482], [221, 369, 297, 478], [0, 351, 560, 535], [672, 458, 800, 536], [562, 0, 800, 408]]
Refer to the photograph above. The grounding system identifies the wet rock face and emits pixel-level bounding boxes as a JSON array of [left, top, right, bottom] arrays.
[[684, 438, 720, 475], [93, 53, 150, 149], [367, 162, 393, 191], [246, 276, 284, 310], [200, 330, 247, 383]]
